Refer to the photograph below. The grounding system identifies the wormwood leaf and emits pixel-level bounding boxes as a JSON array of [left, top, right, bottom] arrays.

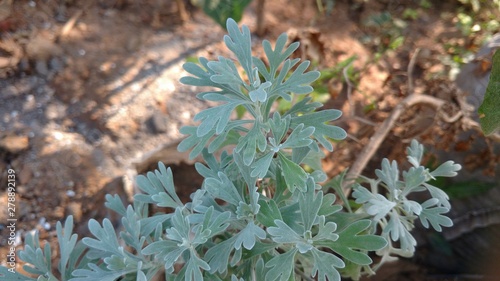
[[419, 198, 453, 231], [402, 166, 426, 195], [224, 18, 253, 80], [207, 57, 245, 87], [198, 206, 231, 238], [184, 249, 210, 281], [406, 139, 424, 167], [134, 163, 183, 209], [249, 81, 272, 102], [120, 207, 144, 253], [71, 263, 136, 281], [194, 94, 247, 137], [430, 160, 461, 178], [205, 237, 236, 274], [291, 109, 346, 151], [402, 199, 422, 215], [318, 193, 343, 217], [268, 112, 290, 143], [384, 212, 416, 253], [83, 219, 121, 256], [281, 123, 314, 149], [142, 240, 183, 271], [234, 221, 266, 250], [285, 97, 322, 116], [177, 125, 214, 159], [365, 194, 396, 221], [267, 219, 303, 244], [257, 198, 283, 227], [105, 194, 127, 217], [478, 49, 500, 135], [18, 232, 52, 276], [235, 122, 267, 165], [0, 267, 32, 281], [180, 57, 221, 88], [271, 60, 320, 100], [353, 185, 395, 221], [375, 159, 402, 193], [265, 249, 297, 281], [139, 214, 172, 237], [328, 220, 387, 265], [251, 151, 274, 178], [56, 216, 78, 279], [204, 172, 243, 206], [233, 149, 258, 188], [259, 33, 300, 81], [195, 149, 224, 179], [313, 216, 339, 242], [424, 183, 451, 209], [278, 152, 308, 192], [299, 179, 322, 231], [311, 248, 344, 281]]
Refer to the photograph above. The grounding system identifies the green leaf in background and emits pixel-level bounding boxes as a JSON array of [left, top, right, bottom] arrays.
[[192, 0, 252, 29], [478, 49, 500, 135]]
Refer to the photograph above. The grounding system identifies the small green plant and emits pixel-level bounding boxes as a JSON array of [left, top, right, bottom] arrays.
[[479, 49, 500, 135], [0, 19, 461, 281], [191, 0, 252, 29]]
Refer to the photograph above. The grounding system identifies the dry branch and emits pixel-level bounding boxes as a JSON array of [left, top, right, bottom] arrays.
[[342, 93, 463, 196]]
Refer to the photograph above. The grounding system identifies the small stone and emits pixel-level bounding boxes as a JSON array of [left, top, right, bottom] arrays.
[[35, 60, 49, 76], [0, 134, 29, 153], [49, 57, 64, 72], [148, 111, 169, 134], [66, 202, 82, 222]]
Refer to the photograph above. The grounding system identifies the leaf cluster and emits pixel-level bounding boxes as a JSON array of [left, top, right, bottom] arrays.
[[0, 19, 460, 281]]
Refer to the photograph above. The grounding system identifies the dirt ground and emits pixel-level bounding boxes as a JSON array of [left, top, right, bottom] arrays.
[[0, 0, 499, 280]]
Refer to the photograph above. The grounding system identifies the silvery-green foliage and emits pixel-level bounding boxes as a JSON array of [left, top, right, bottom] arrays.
[[352, 139, 461, 264], [1, 19, 460, 281]]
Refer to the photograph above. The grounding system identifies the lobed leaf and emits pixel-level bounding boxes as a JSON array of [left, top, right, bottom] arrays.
[[419, 198, 453, 231], [265, 249, 297, 281], [299, 179, 323, 231], [375, 159, 402, 194], [56, 216, 78, 280], [204, 172, 243, 206], [328, 220, 387, 265], [406, 139, 424, 167], [424, 183, 451, 209], [280, 123, 315, 149], [430, 161, 462, 178], [234, 221, 266, 250], [83, 219, 122, 256], [71, 263, 135, 281], [311, 248, 344, 281], [291, 109, 346, 151], [194, 95, 247, 137], [267, 219, 303, 245], [402, 166, 426, 195], [278, 152, 308, 192]]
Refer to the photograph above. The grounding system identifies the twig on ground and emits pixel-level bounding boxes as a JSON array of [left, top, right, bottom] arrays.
[[407, 48, 420, 95], [341, 49, 464, 196]]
